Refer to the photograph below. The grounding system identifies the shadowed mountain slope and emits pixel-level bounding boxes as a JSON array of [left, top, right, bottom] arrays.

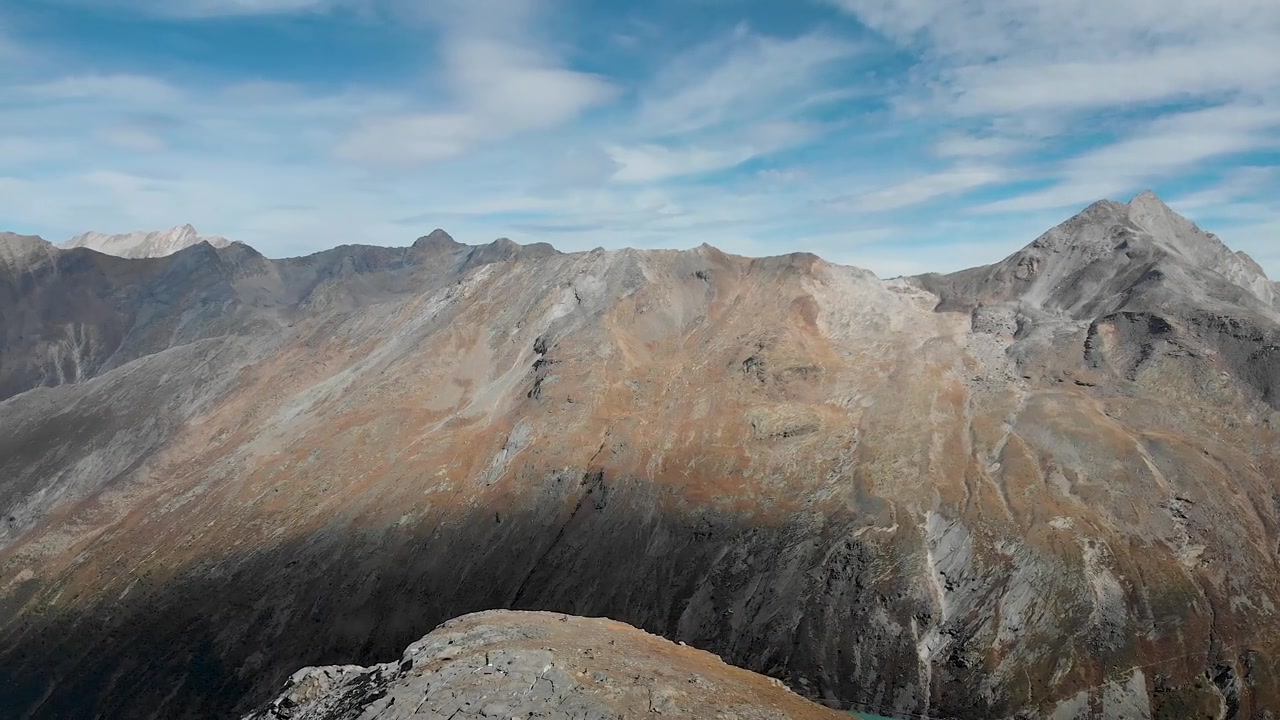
[[1, 197, 1278, 720]]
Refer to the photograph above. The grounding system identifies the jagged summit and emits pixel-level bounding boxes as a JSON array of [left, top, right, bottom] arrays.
[[64, 224, 232, 259]]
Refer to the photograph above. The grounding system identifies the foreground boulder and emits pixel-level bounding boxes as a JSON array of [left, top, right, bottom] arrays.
[[244, 610, 847, 720]]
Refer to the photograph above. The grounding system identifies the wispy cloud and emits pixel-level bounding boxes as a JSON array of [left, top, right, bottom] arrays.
[[933, 135, 1028, 158], [56, 0, 341, 18], [18, 74, 183, 104], [335, 0, 614, 166], [339, 48, 612, 165], [1169, 167, 1279, 211], [635, 26, 860, 137], [945, 42, 1280, 116], [831, 165, 1011, 213], [977, 103, 1280, 213], [828, 5, 1280, 125], [606, 121, 820, 183]]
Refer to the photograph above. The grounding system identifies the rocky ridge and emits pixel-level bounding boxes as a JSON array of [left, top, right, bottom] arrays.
[[245, 610, 847, 720]]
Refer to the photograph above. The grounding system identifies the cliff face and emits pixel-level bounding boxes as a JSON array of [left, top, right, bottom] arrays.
[[243, 610, 848, 720], [1, 198, 1278, 720]]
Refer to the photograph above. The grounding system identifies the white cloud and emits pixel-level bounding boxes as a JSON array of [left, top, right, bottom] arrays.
[[18, 74, 182, 104], [60, 0, 339, 18], [934, 135, 1028, 158], [636, 27, 860, 137], [829, 0, 1280, 64], [0, 137, 78, 164], [756, 168, 809, 184], [831, 166, 1010, 213], [944, 43, 1280, 119], [606, 144, 759, 184], [606, 121, 820, 184], [98, 126, 168, 153], [978, 103, 1280, 213], [338, 20, 613, 166], [583, 27, 859, 187], [830, 0, 1280, 116], [1169, 167, 1279, 211]]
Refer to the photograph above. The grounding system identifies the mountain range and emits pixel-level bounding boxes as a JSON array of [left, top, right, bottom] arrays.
[[1, 192, 1278, 719], [61, 224, 231, 259]]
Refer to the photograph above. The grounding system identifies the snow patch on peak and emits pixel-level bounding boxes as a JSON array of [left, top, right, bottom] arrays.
[[64, 225, 231, 259]]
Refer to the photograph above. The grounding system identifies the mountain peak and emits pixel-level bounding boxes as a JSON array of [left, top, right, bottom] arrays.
[[1127, 189, 1168, 208], [412, 228, 460, 251], [1125, 190, 1187, 238], [1118, 193, 1272, 302], [916, 192, 1276, 315], [64, 225, 231, 259]]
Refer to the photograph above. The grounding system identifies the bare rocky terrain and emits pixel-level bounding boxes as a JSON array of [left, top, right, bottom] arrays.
[[244, 610, 847, 720], [1, 193, 1278, 719]]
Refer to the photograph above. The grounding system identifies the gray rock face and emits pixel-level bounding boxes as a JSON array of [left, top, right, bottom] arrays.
[[915, 191, 1280, 408], [0, 232, 59, 269], [244, 610, 845, 720]]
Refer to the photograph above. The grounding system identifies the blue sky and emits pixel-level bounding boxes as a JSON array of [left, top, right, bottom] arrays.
[[1, 0, 1277, 276]]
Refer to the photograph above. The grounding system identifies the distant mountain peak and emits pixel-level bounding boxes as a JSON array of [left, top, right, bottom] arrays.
[[64, 225, 231, 259], [412, 229, 460, 251]]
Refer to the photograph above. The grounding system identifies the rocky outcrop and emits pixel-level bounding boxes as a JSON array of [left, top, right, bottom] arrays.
[[2, 204, 1279, 720], [244, 610, 846, 720]]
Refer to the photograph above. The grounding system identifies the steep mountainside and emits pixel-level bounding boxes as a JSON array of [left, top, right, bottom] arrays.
[[1, 196, 1278, 720], [63, 224, 232, 258], [244, 610, 847, 720]]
